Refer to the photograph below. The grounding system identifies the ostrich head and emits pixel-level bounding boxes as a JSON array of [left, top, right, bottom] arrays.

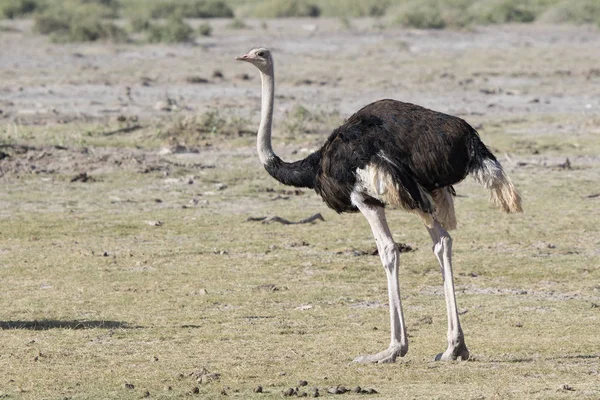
[[236, 47, 272, 73]]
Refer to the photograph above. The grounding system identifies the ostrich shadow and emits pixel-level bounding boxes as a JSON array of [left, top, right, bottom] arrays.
[[0, 320, 142, 330]]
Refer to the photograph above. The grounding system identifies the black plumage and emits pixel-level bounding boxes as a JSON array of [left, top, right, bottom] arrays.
[[265, 99, 495, 214]]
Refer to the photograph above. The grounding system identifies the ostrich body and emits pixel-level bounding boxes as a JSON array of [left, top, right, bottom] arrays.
[[237, 47, 522, 363]]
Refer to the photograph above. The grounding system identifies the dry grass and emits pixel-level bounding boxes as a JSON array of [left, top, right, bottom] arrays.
[[1, 16, 600, 400], [1, 112, 599, 399]]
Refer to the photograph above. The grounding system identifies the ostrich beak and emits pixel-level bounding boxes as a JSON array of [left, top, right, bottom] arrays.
[[236, 54, 250, 61]]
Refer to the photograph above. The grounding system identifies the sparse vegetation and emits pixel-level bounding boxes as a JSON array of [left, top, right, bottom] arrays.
[[3, 0, 600, 31], [198, 22, 212, 36], [246, 0, 321, 18], [393, 0, 450, 29], [129, 16, 151, 33], [159, 110, 253, 145], [33, 7, 128, 42], [0, 0, 40, 19], [227, 17, 248, 29], [146, 16, 194, 43], [537, 0, 600, 25], [139, 0, 234, 19], [468, 0, 536, 24], [283, 105, 341, 136]]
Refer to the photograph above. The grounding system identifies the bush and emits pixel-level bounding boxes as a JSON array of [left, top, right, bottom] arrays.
[[129, 16, 151, 33], [394, 0, 448, 29], [198, 22, 212, 36], [227, 18, 248, 29], [248, 0, 321, 18], [468, 0, 537, 24], [68, 17, 128, 42], [33, 13, 70, 35], [0, 0, 40, 19], [147, 0, 233, 19], [537, 0, 600, 24], [147, 16, 194, 43], [80, 0, 120, 18], [316, 0, 391, 17], [33, 8, 128, 42]]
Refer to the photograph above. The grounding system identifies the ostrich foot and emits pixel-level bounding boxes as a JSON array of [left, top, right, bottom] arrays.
[[434, 343, 470, 361], [353, 344, 407, 364]]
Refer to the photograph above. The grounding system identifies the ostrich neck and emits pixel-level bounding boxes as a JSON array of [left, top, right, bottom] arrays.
[[257, 66, 276, 165], [254, 63, 321, 189]]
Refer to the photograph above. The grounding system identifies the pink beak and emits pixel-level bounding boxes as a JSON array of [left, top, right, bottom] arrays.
[[236, 54, 251, 61]]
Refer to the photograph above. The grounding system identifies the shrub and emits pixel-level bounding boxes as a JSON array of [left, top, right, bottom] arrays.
[[227, 18, 248, 29], [147, 16, 194, 43], [1, 0, 40, 19], [67, 17, 128, 42], [317, 0, 391, 17], [147, 0, 233, 19], [537, 0, 600, 24], [248, 0, 321, 18], [198, 22, 212, 36], [130, 16, 151, 33], [33, 13, 70, 36], [33, 8, 128, 42], [468, 0, 537, 24], [394, 0, 448, 29]]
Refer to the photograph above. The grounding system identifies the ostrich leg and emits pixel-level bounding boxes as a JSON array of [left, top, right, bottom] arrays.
[[351, 192, 408, 363], [427, 220, 470, 361]]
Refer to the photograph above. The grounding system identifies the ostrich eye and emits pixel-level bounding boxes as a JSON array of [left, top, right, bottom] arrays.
[[256, 51, 265, 57]]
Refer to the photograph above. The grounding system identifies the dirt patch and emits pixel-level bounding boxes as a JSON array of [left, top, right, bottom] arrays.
[[0, 144, 214, 177]]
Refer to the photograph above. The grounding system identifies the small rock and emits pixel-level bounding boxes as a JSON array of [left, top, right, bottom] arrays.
[[298, 380, 308, 387], [560, 384, 574, 391], [124, 383, 135, 390], [311, 388, 319, 397], [253, 386, 263, 393], [327, 386, 347, 394], [283, 388, 295, 396], [191, 387, 200, 394], [70, 172, 95, 183], [141, 391, 150, 398], [352, 386, 361, 393], [215, 183, 227, 190], [145, 220, 163, 227], [199, 373, 220, 384], [186, 76, 209, 84]]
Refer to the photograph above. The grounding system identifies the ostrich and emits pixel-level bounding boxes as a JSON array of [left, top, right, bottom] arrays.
[[236, 47, 522, 363]]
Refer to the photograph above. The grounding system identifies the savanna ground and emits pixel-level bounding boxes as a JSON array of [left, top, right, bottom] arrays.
[[1, 14, 600, 400]]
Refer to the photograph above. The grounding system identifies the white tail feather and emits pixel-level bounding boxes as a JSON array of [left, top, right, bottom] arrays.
[[472, 158, 522, 213]]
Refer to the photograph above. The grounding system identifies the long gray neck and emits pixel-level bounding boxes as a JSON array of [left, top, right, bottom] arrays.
[[255, 62, 321, 190], [257, 65, 276, 165]]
